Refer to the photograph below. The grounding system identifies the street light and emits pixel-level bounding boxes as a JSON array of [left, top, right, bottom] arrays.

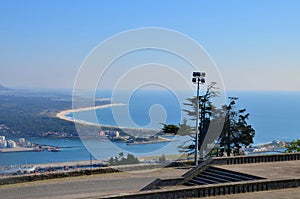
[[192, 71, 206, 166]]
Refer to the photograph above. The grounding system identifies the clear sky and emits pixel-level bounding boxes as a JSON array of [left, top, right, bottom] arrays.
[[0, 0, 299, 91]]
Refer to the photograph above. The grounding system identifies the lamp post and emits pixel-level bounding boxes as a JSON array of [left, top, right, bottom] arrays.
[[192, 72, 205, 166]]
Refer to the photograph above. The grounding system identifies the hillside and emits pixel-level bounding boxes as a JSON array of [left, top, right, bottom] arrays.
[[0, 91, 115, 138], [0, 84, 11, 91]]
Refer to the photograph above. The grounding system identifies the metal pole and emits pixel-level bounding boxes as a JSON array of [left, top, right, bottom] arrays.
[[194, 79, 200, 166], [90, 152, 92, 166]]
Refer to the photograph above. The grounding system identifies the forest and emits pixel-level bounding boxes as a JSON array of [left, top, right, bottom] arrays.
[[0, 91, 103, 137]]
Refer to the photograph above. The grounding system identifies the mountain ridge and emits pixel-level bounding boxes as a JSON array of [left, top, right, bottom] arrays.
[[0, 84, 11, 91]]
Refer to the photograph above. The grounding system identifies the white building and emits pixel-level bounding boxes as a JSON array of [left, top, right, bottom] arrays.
[[19, 138, 25, 144], [7, 140, 16, 148], [0, 136, 5, 142], [0, 140, 7, 148], [115, 131, 120, 138]]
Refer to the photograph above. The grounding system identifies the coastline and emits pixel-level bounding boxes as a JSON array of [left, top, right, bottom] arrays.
[[0, 146, 35, 153], [56, 103, 125, 126], [56, 103, 161, 134]]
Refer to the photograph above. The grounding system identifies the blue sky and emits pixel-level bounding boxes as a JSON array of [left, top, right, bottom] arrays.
[[0, 0, 299, 90]]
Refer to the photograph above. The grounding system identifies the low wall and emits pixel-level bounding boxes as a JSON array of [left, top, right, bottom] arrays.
[[0, 163, 162, 186], [140, 153, 300, 191], [0, 167, 117, 185], [141, 159, 212, 191], [101, 178, 300, 199], [2, 153, 299, 187], [212, 152, 300, 165]]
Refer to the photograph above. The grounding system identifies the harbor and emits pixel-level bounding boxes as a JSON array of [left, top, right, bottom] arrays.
[[0, 135, 62, 153]]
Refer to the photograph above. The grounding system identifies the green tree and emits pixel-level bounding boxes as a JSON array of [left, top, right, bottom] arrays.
[[108, 153, 139, 166], [161, 124, 179, 135], [177, 118, 193, 136], [180, 82, 218, 156], [126, 153, 139, 164], [219, 97, 255, 156], [286, 139, 300, 153]]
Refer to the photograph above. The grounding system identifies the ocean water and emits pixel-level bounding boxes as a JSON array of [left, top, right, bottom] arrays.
[[1, 90, 300, 166], [69, 89, 184, 129], [227, 91, 300, 144], [74, 90, 300, 144], [0, 137, 90, 166], [0, 136, 190, 166]]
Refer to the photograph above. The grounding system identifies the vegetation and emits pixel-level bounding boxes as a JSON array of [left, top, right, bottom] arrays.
[[175, 82, 255, 157], [286, 139, 300, 153], [108, 152, 139, 166], [0, 91, 109, 137], [161, 124, 179, 135], [161, 119, 193, 136], [0, 93, 74, 137], [177, 119, 193, 136], [218, 97, 255, 156], [179, 82, 220, 156]]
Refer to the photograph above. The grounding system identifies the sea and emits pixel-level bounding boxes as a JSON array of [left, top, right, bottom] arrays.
[[72, 90, 300, 143], [1, 90, 300, 166]]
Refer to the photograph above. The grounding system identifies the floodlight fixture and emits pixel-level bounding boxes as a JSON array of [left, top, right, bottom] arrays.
[[193, 72, 200, 77], [192, 71, 206, 166]]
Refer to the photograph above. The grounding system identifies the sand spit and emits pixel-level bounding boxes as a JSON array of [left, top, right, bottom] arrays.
[[56, 103, 125, 126]]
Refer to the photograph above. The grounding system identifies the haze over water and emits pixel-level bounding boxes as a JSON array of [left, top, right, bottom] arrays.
[[72, 90, 300, 144], [1, 90, 299, 167]]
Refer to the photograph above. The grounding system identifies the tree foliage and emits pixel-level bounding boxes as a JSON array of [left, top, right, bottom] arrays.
[[0, 94, 77, 137], [180, 82, 218, 156], [286, 139, 300, 153], [108, 152, 139, 166], [219, 97, 255, 156], [161, 124, 179, 135], [179, 82, 255, 158], [161, 119, 193, 136], [177, 119, 193, 136]]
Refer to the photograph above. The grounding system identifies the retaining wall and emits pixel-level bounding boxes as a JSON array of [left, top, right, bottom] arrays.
[[0, 163, 161, 186], [212, 152, 300, 165], [101, 178, 300, 199]]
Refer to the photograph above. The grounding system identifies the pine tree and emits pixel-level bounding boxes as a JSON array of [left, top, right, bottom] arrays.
[[219, 97, 255, 156], [287, 139, 300, 153], [180, 82, 218, 156]]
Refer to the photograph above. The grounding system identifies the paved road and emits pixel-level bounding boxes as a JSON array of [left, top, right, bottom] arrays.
[[0, 168, 188, 199]]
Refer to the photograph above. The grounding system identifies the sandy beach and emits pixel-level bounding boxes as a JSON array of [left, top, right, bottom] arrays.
[[56, 103, 161, 135], [56, 103, 125, 126]]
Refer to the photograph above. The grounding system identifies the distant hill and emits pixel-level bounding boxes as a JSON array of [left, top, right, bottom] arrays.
[[0, 84, 11, 91]]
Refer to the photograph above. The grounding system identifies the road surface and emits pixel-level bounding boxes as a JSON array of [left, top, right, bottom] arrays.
[[0, 167, 188, 199]]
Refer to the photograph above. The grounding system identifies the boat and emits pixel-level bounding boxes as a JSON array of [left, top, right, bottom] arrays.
[[21, 166, 37, 173], [34, 147, 44, 152], [46, 147, 61, 152]]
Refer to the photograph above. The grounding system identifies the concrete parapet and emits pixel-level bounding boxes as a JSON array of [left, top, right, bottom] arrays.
[[141, 159, 212, 191], [212, 152, 300, 165], [101, 178, 300, 199], [0, 167, 118, 185], [0, 163, 163, 186]]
